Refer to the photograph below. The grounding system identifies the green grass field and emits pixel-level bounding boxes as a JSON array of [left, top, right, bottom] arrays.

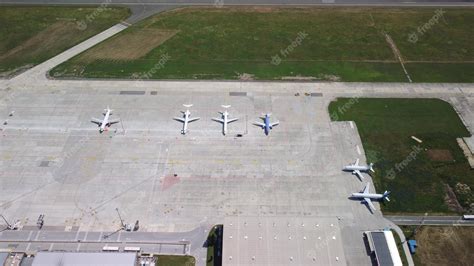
[[51, 7, 474, 82], [155, 255, 195, 266], [329, 98, 473, 214], [0, 6, 130, 77]]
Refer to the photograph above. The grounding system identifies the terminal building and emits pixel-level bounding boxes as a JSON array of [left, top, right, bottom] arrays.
[[364, 230, 403, 266], [222, 216, 347, 265]]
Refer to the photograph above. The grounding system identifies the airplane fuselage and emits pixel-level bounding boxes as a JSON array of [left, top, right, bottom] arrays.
[[100, 110, 111, 132], [351, 193, 384, 199], [344, 165, 370, 172], [182, 110, 190, 134], [222, 112, 229, 135], [264, 115, 271, 135]]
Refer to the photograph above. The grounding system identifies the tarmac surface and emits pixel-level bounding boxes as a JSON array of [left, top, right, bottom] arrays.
[[0, 18, 474, 266]]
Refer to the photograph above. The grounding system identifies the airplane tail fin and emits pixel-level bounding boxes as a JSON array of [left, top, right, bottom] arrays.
[[383, 191, 391, 202], [369, 163, 375, 173], [104, 106, 113, 114]]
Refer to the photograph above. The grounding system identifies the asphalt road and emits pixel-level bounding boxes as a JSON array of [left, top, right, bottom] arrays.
[[1, 0, 473, 6], [386, 215, 474, 226], [2, 0, 472, 25]]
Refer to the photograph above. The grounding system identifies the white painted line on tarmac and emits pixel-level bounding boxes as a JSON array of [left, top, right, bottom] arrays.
[[350, 121, 354, 129], [356, 145, 361, 155]]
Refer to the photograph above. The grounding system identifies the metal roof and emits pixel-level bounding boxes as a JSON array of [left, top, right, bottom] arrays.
[[371, 232, 394, 266], [32, 252, 136, 266], [366, 231, 402, 266], [222, 216, 346, 266]]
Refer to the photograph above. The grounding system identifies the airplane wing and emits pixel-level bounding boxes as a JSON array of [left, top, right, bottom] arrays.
[[253, 122, 265, 128], [355, 158, 360, 166], [228, 118, 238, 123], [271, 121, 280, 127], [353, 170, 364, 180], [363, 183, 370, 194], [91, 118, 102, 125], [212, 118, 224, 123], [364, 198, 376, 212], [173, 117, 185, 123], [188, 117, 200, 122], [108, 119, 120, 125]]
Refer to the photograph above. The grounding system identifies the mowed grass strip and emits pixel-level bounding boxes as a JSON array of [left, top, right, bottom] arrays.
[[51, 7, 474, 82], [329, 98, 473, 214], [79, 28, 179, 62], [0, 6, 130, 77], [154, 255, 195, 266]]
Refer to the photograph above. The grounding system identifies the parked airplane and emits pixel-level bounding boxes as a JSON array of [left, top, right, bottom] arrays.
[[212, 105, 238, 135], [91, 107, 120, 133], [351, 182, 390, 213], [254, 113, 279, 135], [343, 159, 374, 181], [174, 104, 200, 135]]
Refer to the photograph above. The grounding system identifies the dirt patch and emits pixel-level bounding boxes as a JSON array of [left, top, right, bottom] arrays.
[[0, 21, 78, 61], [319, 74, 341, 81], [281, 76, 316, 81], [444, 183, 464, 212], [237, 73, 254, 80], [416, 226, 474, 266], [427, 149, 454, 161], [0, 64, 34, 78], [79, 29, 179, 62]]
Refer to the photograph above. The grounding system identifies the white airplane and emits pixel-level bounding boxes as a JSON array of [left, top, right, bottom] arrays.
[[254, 113, 279, 135], [343, 159, 374, 181], [212, 105, 238, 135], [91, 107, 120, 133], [351, 182, 390, 213], [174, 104, 200, 135]]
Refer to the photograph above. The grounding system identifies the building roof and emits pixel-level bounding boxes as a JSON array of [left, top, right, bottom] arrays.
[[31, 252, 136, 266], [222, 216, 346, 266], [366, 231, 402, 266]]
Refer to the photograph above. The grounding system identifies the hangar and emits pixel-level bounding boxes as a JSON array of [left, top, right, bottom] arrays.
[[222, 216, 346, 265]]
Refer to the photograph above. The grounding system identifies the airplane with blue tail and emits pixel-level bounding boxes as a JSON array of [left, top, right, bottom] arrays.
[[254, 113, 279, 135]]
